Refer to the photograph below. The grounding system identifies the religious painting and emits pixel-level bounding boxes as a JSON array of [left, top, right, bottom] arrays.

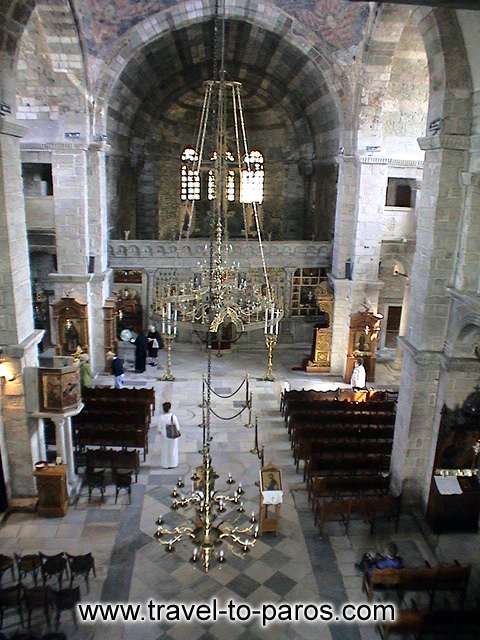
[[40, 368, 81, 413], [52, 298, 89, 357], [260, 467, 282, 492]]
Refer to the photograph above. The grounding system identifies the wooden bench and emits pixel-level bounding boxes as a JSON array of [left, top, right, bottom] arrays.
[[364, 563, 471, 606], [378, 606, 479, 639], [316, 495, 401, 534]]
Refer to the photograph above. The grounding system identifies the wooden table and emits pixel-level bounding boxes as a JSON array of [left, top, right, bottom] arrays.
[[33, 464, 68, 517]]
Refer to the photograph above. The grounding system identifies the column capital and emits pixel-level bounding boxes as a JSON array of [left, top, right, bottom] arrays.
[[2, 329, 45, 358], [88, 141, 111, 153], [418, 134, 470, 152], [0, 119, 26, 138], [398, 337, 444, 367]]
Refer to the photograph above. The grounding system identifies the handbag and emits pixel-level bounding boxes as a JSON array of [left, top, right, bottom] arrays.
[[166, 414, 181, 439]]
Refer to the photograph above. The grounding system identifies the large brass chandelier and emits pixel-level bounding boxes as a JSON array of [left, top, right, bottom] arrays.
[[151, 30, 283, 340], [152, 1, 279, 572]]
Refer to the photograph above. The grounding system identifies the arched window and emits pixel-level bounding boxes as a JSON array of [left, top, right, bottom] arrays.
[[241, 150, 264, 204], [181, 147, 200, 201], [207, 150, 236, 202]]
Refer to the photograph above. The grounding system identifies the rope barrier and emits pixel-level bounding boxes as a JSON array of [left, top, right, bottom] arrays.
[[204, 376, 246, 399], [208, 403, 249, 421]]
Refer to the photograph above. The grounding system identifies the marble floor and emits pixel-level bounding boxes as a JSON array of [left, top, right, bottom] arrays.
[[0, 344, 478, 640]]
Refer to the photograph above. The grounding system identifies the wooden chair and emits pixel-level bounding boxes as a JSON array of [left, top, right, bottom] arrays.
[[52, 586, 80, 630], [40, 554, 68, 589], [317, 499, 351, 533], [0, 584, 24, 629], [0, 555, 15, 585], [15, 554, 42, 586], [23, 586, 52, 628], [85, 468, 106, 502], [114, 470, 132, 504], [360, 495, 402, 535], [66, 553, 96, 593]]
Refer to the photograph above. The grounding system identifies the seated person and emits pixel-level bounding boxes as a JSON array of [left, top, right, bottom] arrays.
[[356, 542, 403, 577]]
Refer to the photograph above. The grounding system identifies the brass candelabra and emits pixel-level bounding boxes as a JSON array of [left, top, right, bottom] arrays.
[[263, 334, 278, 382], [160, 335, 176, 381]]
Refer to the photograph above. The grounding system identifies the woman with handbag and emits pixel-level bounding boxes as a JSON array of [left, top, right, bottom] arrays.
[[158, 401, 181, 468]]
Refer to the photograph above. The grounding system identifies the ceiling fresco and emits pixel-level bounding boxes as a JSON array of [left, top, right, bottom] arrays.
[[76, 0, 370, 63]]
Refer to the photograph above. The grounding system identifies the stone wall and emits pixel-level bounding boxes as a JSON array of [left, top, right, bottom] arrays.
[[16, 1, 88, 144]]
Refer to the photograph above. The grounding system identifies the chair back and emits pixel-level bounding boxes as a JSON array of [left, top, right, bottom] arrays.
[[15, 553, 41, 573], [23, 586, 51, 608], [66, 553, 94, 574], [40, 553, 66, 576], [0, 584, 22, 606], [53, 586, 80, 611]]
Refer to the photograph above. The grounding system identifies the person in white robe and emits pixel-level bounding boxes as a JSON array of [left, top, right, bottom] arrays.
[[158, 401, 181, 468], [350, 358, 366, 390]]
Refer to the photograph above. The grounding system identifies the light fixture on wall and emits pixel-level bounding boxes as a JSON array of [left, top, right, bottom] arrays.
[[393, 264, 408, 278], [0, 360, 16, 383]]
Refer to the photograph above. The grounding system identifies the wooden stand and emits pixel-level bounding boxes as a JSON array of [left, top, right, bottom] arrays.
[[427, 476, 480, 533], [344, 310, 383, 383], [426, 404, 480, 533], [34, 465, 68, 517], [259, 463, 282, 535]]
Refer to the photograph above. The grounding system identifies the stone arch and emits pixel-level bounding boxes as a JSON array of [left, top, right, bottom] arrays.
[[0, 1, 89, 111], [92, 0, 351, 152], [358, 5, 471, 151], [454, 322, 480, 358]]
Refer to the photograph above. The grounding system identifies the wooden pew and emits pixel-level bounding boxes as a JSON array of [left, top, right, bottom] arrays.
[[363, 563, 471, 606], [316, 495, 401, 534]]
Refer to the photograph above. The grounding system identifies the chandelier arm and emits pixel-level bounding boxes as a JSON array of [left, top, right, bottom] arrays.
[[236, 85, 273, 303], [184, 83, 213, 240], [231, 83, 249, 241]]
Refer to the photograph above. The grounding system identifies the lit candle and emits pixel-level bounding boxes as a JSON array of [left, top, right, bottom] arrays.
[[218, 549, 225, 563], [250, 511, 256, 523], [264, 308, 268, 333], [254, 525, 259, 538], [192, 547, 199, 562]]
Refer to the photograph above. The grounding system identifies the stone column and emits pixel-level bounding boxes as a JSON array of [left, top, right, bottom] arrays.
[[88, 143, 112, 371], [51, 416, 76, 490], [63, 417, 77, 487], [391, 134, 470, 506], [52, 417, 67, 465], [330, 157, 388, 376], [0, 119, 43, 498], [51, 145, 105, 372]]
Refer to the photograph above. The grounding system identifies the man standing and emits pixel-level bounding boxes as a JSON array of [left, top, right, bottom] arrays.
[[350, 357, 366, 390], [111, 354, 125, 389]]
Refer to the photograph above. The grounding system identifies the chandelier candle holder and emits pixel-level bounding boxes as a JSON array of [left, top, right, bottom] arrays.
[[263, 305, 281, 382], [154, 445, 258, 572], [160, 302, 177, 381]]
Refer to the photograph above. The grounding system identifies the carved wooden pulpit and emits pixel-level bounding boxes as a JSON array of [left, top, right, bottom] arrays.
[[305, 282, 334, 373], [344, 310, 383, 383]]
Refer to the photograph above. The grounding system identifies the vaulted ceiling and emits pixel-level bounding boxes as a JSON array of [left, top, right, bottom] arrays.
[[108, 19, 340, 157]]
